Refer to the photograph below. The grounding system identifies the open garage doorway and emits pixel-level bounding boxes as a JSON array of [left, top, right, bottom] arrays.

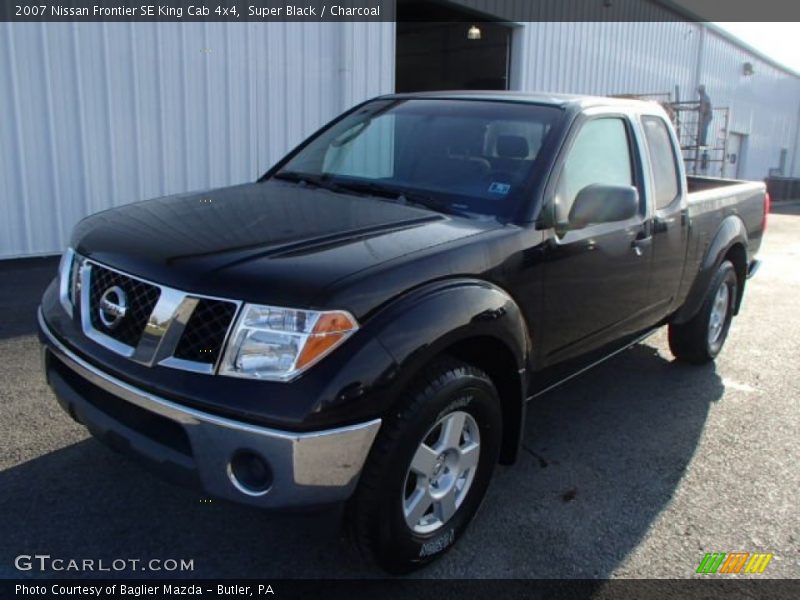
[[396, 1, 512, 92]]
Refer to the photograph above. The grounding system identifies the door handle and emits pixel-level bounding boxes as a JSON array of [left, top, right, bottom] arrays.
[[631, 231, 652, 257], [653, 216, 673, 234]]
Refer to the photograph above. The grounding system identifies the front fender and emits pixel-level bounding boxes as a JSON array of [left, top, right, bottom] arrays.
[[672, 215, 748, 324], [306, 278, 530, 461], [374, 278, 530, 380]]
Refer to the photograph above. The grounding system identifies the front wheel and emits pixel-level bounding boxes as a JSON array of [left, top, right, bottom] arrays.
[[345, 357, 502, 573], [669, 260, 738, 364]]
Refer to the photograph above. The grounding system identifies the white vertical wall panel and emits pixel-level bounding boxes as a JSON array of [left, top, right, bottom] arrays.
[[698, 28, 800, 180], [0, 22, 395, 259], [3, 13, 799, 260], [512, 21, 700, 98]]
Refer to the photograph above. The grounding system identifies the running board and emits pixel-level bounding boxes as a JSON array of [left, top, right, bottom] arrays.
[[526, 328, 659, 401]]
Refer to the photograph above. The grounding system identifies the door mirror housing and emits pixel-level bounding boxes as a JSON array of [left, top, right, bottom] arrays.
[[568, 184, 639, 230]]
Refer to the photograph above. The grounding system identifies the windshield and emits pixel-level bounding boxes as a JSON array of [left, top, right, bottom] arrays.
[[274, 99, 563, 219]]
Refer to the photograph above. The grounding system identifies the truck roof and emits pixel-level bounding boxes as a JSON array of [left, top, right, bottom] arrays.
[[381, 90, 660, 111]]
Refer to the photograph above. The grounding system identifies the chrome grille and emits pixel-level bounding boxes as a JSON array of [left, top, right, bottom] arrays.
[[88, 264, 161, 347], [67, 253, 80, 305], [77, 257, 240, 374], [174, 299, 238, 365]]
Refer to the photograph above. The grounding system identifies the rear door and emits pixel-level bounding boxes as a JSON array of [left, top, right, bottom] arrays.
[[640, 114, 689, 318], [727, 133, 743, 178], [540, 110, 655, 365]]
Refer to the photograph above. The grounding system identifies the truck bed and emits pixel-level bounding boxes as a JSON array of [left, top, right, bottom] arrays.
[[678, 175, 767, 307], [686, 175, 744, 194]]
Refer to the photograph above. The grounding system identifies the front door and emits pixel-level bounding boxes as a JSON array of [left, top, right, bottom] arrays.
[[541, 115, 654, 365]]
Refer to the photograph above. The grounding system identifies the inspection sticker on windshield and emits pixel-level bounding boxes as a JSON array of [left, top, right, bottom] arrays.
[[488, 182, 511, 195]]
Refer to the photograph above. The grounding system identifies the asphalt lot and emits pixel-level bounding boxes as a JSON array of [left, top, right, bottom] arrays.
[[1, 204, 798, 580]]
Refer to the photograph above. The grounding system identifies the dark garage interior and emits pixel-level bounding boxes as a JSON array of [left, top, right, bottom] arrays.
[[396, 1, 512, 92]]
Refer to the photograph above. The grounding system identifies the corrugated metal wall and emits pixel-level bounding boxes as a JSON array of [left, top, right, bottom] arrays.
[[509, 21, 800, 181], [510, 21, 698, 100], [3, 14, 799, 258], [698, 27, 800, 180], [0, 22, 394, 259], [454, 1, 800, 181]]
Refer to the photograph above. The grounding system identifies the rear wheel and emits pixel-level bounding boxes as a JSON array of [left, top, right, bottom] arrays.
[[345, 357, 502, 573], [669, 260, 738, 364]]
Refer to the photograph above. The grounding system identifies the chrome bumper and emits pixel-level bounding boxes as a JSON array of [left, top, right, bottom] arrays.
[[38, 309, 381, 509]]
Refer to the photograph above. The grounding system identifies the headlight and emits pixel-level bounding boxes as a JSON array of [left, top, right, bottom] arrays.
[[220, 304, 358, 381], [58, 248, 79, 317]]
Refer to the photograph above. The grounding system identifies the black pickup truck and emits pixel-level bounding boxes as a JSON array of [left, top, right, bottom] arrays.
[[39, 92, 768, 572]]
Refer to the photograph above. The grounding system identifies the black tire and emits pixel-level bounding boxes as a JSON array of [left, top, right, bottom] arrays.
[[345, 357, 502, 574], [669, 260, 738, 365]]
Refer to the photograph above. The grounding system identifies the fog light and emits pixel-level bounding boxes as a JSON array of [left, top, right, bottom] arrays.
[[227, 450, 273, 496]]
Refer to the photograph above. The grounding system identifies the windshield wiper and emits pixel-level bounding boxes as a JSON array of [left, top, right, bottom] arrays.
[[272, 171, 347, 194], [332, 180, 471, 218], [273, 173, 470, 218]]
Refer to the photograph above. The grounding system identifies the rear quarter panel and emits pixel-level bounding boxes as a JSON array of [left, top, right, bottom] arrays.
[[674, 179, 766, 321]]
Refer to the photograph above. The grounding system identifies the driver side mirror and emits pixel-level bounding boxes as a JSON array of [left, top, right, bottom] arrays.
[[568, 184, 639, 230]]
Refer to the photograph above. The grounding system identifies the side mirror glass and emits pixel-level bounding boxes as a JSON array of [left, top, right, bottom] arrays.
[[568, 184, 639, 230]]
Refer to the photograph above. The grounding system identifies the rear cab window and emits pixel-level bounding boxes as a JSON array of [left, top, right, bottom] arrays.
[[641, 115, 682, 209]]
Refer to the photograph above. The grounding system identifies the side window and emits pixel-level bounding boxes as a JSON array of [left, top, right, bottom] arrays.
[[642, 116, 680, 209], [555, 118, 634, 224]]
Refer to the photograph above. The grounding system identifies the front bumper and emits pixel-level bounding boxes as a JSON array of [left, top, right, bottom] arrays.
[[39, 309, 381, 509]]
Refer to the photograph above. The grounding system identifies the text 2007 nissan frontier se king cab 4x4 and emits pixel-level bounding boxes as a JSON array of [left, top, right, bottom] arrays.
[[39, 92, 767, 572]]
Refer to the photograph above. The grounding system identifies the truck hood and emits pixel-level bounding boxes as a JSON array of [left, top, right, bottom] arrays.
[[72, 181, 502, 313]]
